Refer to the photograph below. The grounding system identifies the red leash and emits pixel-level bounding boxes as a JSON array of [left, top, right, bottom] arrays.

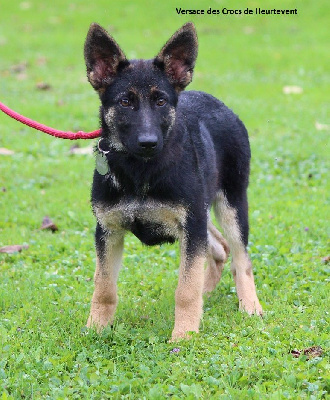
[[0, 101, 101, 140]]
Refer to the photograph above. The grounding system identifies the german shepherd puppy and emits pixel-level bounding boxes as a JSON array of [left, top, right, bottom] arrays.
[[84, 22, 262, 341]]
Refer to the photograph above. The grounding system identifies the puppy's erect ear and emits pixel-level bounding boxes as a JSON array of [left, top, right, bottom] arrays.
[[84, 23, 129, 91], [154, 22, 198, 92]]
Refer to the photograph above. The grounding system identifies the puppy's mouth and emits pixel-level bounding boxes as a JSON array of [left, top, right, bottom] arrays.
[[136, 147, 161, 160]]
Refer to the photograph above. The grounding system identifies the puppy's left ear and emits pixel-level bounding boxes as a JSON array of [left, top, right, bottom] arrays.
[[154, 22, 198, 92]]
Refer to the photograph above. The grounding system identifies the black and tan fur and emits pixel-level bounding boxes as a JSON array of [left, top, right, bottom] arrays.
[[84, 22, 262, 341]]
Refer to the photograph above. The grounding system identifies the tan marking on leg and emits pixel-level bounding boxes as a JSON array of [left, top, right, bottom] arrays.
[[214, 191, 262, 315], [230, 251, 262, 315], [203, 221, 229, 294], [171, 238, 206, 341], [87, 234, 124, 330]]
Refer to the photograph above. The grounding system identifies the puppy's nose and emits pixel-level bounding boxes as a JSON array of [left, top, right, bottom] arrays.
[[138, 136, 158, 150]]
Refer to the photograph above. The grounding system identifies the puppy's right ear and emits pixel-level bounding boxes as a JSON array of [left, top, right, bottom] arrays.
[[84, 23, 128, 91]]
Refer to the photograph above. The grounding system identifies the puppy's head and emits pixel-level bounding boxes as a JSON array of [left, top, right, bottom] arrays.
[[84, 23, 198, 159]]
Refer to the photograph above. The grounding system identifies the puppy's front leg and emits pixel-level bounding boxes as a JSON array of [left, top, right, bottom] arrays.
[[87, 224, 124, 331], [171, 225, 207, 341]]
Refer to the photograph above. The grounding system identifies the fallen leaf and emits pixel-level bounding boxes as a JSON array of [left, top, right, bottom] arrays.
[[20, 2, 31, 10], [290, 349, 301, 358], [69, 144, 94, 155], [0, 245, 29, 254], [0, 148, 15, 155], [49, 16, 61, 25], [290, 346, 323, 359], [243, 26, 255, 35], [69, 144, 79, 152], [56, 99, 65, 107], [283, 85, 303, 94], [36, 56, 48, 66], [10, 61, 28, 74], [315, 121, 330, 131], [0, 36, 8, 46], [40, 216, 58, 232], [36, 82, 52, 91], [304, 346, 323, 358], [16, 72, 28, 81]]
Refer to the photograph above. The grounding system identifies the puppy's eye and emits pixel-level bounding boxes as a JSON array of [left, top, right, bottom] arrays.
[[119, 98, 130, 107], [156, 98, 167, 107]]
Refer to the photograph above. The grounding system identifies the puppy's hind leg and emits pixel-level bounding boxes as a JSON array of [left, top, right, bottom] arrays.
[[214, 191, 262, 315], [203, 221, 230, 294], [87, 224, 124, 331]]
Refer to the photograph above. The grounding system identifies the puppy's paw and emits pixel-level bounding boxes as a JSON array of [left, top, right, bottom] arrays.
[[239, 298, 263, 316], [86, 304, 115, 332], [169, 329, 198, 343]]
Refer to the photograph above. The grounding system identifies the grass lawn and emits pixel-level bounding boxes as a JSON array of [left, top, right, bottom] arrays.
[[0, 0, 329, 398]]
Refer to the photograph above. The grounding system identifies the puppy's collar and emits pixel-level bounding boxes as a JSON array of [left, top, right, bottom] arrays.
[[97, 137, 110, 155], [96, 138, 110, 175]]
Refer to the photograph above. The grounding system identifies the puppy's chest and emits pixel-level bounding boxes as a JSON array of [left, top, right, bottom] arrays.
[[94, 199, 187, 244]]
